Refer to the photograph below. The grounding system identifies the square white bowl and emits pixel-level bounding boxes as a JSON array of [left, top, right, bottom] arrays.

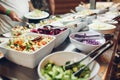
[[69, 31, 106, 53], [0, 33, 56, 68], [38, 51, 100, 80]]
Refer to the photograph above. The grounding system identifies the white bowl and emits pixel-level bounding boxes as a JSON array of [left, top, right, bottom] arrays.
[[50, 20, 87, 34], [37, 51, 100, 80], [93, 16, 118, 24], [69, 31, 106, 53], [54, 28, 69, 48], [0, 33, 56, 68], [88, 22, 116, 34], [62, 20, 87, 33], [31, 27, 70, 48]]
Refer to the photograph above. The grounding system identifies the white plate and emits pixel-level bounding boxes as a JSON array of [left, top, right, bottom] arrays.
[[24, 10, 49, 20]]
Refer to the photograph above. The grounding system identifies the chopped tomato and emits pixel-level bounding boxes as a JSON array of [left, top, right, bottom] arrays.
[[37, 42, 41, 46], [31, 47, 35, 51], [41, 41, 47, 45], [20, 45, 26, 50]]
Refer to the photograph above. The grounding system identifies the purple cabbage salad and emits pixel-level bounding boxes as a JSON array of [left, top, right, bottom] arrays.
[[31, 25, 67, 35], [73, 34, 101, 45]]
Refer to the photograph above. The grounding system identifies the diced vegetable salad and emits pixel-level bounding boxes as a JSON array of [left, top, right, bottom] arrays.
[[41, 61, 91, 80], [6, 36, 53, 53], [11, 26, 30, 36]]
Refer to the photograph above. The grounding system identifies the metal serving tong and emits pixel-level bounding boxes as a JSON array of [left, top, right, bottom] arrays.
[[65, 40, 113, 77]]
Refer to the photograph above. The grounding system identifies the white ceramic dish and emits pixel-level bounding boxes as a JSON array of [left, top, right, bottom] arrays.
[[103, 11, 120, 19], [0, 33, 56, 68], [54, 28, 70, 48], [69, 31, 106, 53], [51, 21, 87, 34], [24, 10, 49, 20], [31, 27, 70, 48], [65, 21, 87, 33], [88, 21, 116, 34], [60, 16, 87, 33], [38, 51, 100, 80], [93, 16, 118, 24]]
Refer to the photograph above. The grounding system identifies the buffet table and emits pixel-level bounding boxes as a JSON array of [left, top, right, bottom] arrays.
[[0, 2, 120, 80], [0, 22, 119, 80]]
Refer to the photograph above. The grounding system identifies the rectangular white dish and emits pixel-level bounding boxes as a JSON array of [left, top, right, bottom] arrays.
[[0, 33, 56, 68], [30, 26, 70, 48]]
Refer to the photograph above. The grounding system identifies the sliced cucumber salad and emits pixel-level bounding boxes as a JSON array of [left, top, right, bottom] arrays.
[[40, 61, 91, 80]]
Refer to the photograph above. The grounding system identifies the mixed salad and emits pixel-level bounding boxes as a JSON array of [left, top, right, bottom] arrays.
[[11, 26, 30, 36], [41, 61, 91, 80], [6, 36, 53, 53]]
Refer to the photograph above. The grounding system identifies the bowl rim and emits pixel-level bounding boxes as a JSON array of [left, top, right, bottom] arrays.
[[37, 51, 100, 80], [24, 10, 49, 20]]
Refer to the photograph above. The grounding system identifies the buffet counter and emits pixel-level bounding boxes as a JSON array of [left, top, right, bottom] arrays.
[[0, 2, 120, 80], [0, 22, 119, 80]]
